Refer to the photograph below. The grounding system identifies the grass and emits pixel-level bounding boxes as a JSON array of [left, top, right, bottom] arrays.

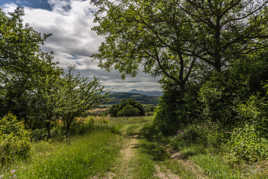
[[111, 116, 157, 179], [2, 115, 267, 178], [160, 159, 196, 179], [129, 140, 158, 179], [1, 129, 121, 179], [163, 142, 268, 179], [191, 153, 241, 178], [109, 116, 153, 136]]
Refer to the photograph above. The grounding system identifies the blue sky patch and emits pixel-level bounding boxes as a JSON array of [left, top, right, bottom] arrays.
[[0, 0, 52, 10]]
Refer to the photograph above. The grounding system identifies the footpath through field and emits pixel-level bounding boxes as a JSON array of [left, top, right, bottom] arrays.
[[98, 116, 199, 179]]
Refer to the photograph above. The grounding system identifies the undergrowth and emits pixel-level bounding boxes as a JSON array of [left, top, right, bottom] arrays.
[[0, 129, 121, 179]]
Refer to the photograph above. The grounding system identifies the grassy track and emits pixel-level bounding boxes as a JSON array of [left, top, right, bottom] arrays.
[[1, 116, 267, 179]]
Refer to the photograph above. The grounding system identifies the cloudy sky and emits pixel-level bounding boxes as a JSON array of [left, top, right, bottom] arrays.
[[0, 0, 161, 92]]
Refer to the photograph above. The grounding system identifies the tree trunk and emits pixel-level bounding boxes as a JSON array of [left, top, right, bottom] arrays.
[[46, 122, 51, 139]]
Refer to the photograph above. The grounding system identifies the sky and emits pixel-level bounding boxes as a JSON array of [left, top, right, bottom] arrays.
[[0, 0, 161, 92]]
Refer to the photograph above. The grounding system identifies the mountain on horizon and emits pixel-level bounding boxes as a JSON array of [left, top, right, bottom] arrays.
[[107, 91, 160, 105], [127, 89, 162, 96]]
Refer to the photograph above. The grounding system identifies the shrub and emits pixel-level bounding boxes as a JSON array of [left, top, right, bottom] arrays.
[[109, 99, 145, 117], [236, 95, 268, 138], [140, 141, 168, 161], [117, 104, 140, 117], [68, 119, 95, 135], [0, 113, 31, 165], [226, 124, 266, 163], [153, 84, 201, 136], [109, 104, 120, 117], [30, 128, 48, 141], [140, 122, 163, 141]]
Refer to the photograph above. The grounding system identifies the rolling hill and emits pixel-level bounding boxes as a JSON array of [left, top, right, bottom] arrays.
[[107, 91, 161, 105]]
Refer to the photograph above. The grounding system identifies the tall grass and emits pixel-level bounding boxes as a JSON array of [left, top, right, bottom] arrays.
[[1, 129, 121, 179]]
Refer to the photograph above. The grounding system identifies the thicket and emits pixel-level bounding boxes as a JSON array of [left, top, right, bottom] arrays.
[[92, 0, 268, 163], [0, 8, 106, 142], [109, 99, 145, 117]]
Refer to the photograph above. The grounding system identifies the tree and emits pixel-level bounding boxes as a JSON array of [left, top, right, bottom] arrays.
[[27, 62, 62, 138], [92, 0, 268, 85], [109, 99, 145, 117], [92, 0, 201, 94], [0, 7, 58, 126], [177, 0, 268, 72], [91, 0, 268, 134], [59, 67, 106, 136]]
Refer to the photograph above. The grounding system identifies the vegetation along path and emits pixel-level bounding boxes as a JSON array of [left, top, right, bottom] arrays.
[[97, 116, 268, 179]]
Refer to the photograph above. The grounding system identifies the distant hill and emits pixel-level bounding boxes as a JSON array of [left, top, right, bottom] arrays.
[[128, 89, 163, 96], [107, 92, 160, 105]]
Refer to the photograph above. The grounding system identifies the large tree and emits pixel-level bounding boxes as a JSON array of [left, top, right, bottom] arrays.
[[92, 0, 268, 87]]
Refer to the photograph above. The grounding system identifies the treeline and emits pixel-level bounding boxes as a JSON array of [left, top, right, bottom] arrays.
[[0, 8, 105, 138], [92, 0, 268, 163]]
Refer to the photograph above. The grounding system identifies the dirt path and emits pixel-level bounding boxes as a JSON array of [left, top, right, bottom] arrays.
[[92, 136, 138, 179], [155, 165, 180, 179], [117, 136, 138, 178]]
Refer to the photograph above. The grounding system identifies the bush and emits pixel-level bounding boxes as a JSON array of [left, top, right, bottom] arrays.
[[198, 73, 244, 128], [117, 104, 140, 117], [69, 119, 95, 135], [140, 123, 161, 141], [140, 141, 168, 161], [236, 95, 268, 138], [153, 84, 201, 136], [0, 113, 31, 166], [109, 99, 145, 117], [226, 124, 266, 163], [30, 128, 48, 141]]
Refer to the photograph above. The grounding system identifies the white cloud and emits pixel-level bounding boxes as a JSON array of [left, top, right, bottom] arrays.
[[1, 0, 161, 92]]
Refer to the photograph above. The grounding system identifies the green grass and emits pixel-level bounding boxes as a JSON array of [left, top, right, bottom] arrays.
[[109, 116, 153, 136], [1, 129, 121, 179], [191, 153, 241, 178], [130, 140, 158, 179], [161, 159, 196, 179], [169, 144, 268, 179], [108, 116, 157, 179]]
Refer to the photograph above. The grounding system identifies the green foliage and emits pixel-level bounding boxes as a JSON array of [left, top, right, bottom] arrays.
[[117, 104, 140, 117], [0, 113, 31, 165], [191, 154, 241, 178], [30, 129, 48, 142], [226, 124, 267, 163], [153, 83, 201, 136], [59, 67, 106, 136], [153, 85, 183, 136], [0, 8, 106, 139], [109, 99, 145, 117], [5, 130, 121, 179], [141, 142, 168, 161], [68, 119, 95, 136], [198, 72, 248, 128]]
